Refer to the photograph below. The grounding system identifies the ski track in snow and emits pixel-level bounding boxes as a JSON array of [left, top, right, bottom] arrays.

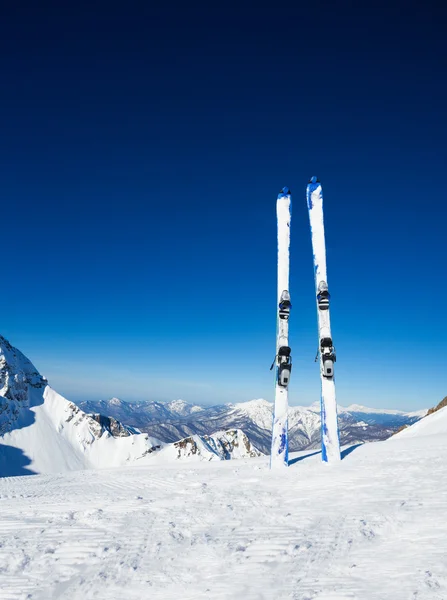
[[0, 435, 447, 599]]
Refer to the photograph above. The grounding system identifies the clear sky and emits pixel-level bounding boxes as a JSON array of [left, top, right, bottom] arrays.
[[1, 3, 446, 410]]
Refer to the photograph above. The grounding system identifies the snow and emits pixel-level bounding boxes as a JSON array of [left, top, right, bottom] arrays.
[[391, 405, 447, 439], [0, 334, 444, 597], [0, 383, 258, 476], [109, 397, 123, 406], [233, 398, 273, 430], [0, 386, 163, 475], [1, 430, 447, 598], [165, 398, 203, 415]]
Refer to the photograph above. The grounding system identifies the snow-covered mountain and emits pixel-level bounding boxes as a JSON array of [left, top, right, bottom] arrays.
[[0, 336, 261, 477], [80, 396, 425, 454]]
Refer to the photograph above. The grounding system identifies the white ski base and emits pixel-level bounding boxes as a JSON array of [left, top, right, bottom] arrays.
[[1, 431, 447, 599]]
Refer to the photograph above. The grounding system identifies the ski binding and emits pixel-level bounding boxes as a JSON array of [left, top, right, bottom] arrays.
[[277, 345, 292, 387], [320, 337, 336, 378]]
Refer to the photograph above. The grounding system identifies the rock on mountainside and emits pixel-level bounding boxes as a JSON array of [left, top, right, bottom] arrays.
[[0, 335, 262, 477], [0, 336, 47, 435], [426, 396, 447, 416], [79, 397, 425, 455]]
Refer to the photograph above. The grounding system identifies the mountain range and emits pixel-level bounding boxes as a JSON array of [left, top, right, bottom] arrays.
[[78, 396, 426, 455]]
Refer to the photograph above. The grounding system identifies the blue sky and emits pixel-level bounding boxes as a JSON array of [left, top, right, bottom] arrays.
[[1, 3, 446, 410]]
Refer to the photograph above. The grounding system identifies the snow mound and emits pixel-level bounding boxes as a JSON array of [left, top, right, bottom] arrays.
[[392, 405, 447, 439]]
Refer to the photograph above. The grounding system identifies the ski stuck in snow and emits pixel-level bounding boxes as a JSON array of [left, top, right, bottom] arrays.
[[306, 176, 341, 463], [270, 186, 292, 468]]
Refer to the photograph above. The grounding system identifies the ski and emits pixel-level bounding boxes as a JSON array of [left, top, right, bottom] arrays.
[[306, 177, 340, 463], [270, 186, 292, 469]]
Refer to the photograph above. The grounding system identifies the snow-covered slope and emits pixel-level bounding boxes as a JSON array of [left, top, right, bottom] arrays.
[[1, 427, 446, 598], [0, 383, 163, 476], [392, 405, 447, 439]]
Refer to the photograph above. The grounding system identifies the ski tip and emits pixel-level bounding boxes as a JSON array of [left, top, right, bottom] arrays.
[[306, 176, 321, 194], [278, 186, 291, 199], [306, 177, 321, 209]]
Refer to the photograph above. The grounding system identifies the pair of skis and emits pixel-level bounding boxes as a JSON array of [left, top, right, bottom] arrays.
[[270, 179, 340, 468]]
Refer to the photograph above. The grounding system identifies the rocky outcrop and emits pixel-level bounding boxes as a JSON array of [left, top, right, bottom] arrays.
[[173, 429, 263, 461], [0, 335, 46, 434], [426, 397, 447, 416]]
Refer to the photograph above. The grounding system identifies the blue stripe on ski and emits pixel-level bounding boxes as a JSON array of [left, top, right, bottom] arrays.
[[278, 428, 288, 462], [306, 176, 320, 210], [320, 393, 328, 462]]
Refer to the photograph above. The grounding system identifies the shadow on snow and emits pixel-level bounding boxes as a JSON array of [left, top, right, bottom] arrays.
[[287, 443, 364, 466], [288, 450, 321, 466], [0, 444, 37, 477], [341, 443, 364, 460]]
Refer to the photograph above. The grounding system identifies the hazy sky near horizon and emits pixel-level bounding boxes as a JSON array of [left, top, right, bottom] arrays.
[[1, 3, 446, 411]]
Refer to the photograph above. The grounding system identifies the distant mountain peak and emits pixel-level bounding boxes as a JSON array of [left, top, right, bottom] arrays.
[[234, 398, 272, 410], [109, 397, 123, 406], [164, 398, 204, 416]]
